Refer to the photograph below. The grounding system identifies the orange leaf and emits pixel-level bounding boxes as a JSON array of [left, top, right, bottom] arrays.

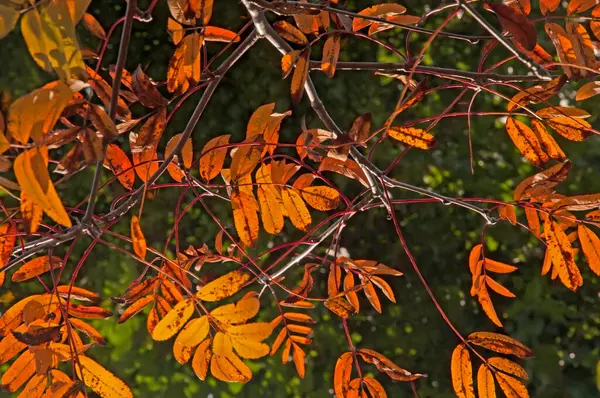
[[546, 117, 592, 141], [513, 161, 571, 201], [485, 276, 516, 298], [130, 215, 146, 259], [477, 364, 496, 398], [118, 295, 154, 324], [1, 350, 35, 392], [67, 303, 113, 319], [324, 295, 356, 318], [467, 332, 533, 358], [283, 188, 311, 231], [192, 338, 212, 380], [290, 49, 309, 104], [544, 218, 582, 291], [334, 352, 353, 397], [488, 357, 529, 380], [14, 147, 72, 227], [292, 343, 306, 378], [0, 223, 16, 268], [230, 140, 263, 181], [231, 190, 260, 247], [199, 134, 230, 181], [273, 21, 308, 45], [477, 284, 503, 327], [495, 372, 529, 398], [151, 298, 195, 341], [104, 144, 135, 190], [545, 23, 578, 79], [568, 0, 599, 14], [319, 157, 370, 188], [361, 279, 381, 313], [530, 120, 565, 162], [196, 269, 250, 302], [322, 34, 341, 78], [257, 187, 284, 235], [451, 344, 475, 398], [210, 351, 252, 383], [69, 318, 106, 345], [505, 117, 548, 167], [283, 312, 315, 324], [300, 186, 341, 211], [484, 258, 518, 274], [82, 12, 105, 39], [508, 75, 566, 111], [352, 4, 407, 31], [577, 224, 600, 275], [167, 32, 203, 94], [165, 133, 193, 182], [132, 66, 168, 109], [292, 2, 318, 34], [203, 26, 240, 42], [0, 325, 26, 365], [388, 126, 437, 149], [75, 355, 133, 398], [576, 80, 600, 100], [12, 256, 63, 282], [357, 348, 426, 381], [343, 272, 360, 313], [468, 244, 483, 274]]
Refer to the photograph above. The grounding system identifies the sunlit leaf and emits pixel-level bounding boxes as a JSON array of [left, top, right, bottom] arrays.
[[75, 355, 133, 398], [151, 298, 195, 341], [467, 332, 533, 358], [12, 256, 63, 282]]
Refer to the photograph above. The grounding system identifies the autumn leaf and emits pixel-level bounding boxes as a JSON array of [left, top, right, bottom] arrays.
[[0, 223, 16, 268], [132, 65, 168, 109], [546, 117, 592, 141], [231, 190, 260, 247], [467, 332, 534, 358], [352, 4, 408, 31], [75, 355, 133, 398], [273, 21, 308, 45], [505, 117, 549, 167], [167, 32, 203, 94], [334, 352, 353, 397], [8, 80, 73, 144], [196, 270, 250, 302], [324, 295, 356, 318], [322, 35, 341, 78], [12, 256, 63, 282], [82, 12, 106, 39], [204, 26, 240, 42], [488, 357, 529, 380], [477, 364, 497, 398], [300, 186, 341, 211], [290, 49, 309, 104], [496, 372, 529, 398], [486, 3, 536, 50], [130, 215, 147, 259], [199, 134, 230, 181], [152, 298, 195, 341], [357, 349, 426, 381], [1, 350, 35, 392], [282, 188, 311, 231], [451, 344, 475, 398], [477, 284, 503, 327], [388, 126, 437, 149], [577, 224, 600, 275], [104, 144, 136, 190], [544, 218, 582, 291]]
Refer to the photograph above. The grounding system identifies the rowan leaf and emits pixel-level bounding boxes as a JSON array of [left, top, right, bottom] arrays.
[[544, 218, 582, 291], [324, 295, 356, 318], [388, 126, 437, 149], [300, 186, 341, 211], [257, 186, 284, 235], [477, 284, 503, 327], [75, 355, 133, 398], [0, 223, 16, 268], [1, 350, 35, 392], [118, 295, 154, 324], [467, 332, 534, 358], [199, 134, 230, 181], [488, 357, 529, 380], [282, 187, 311, 231], [204, 26, 240, 42], [12, 256, 63, 282], [151, 298, 195, 341], [486, 3, 536, 50], [131, 215, 147, 259], [477, 364, 496, 398], [451, 344, 475, 398], [231, 190, 260, 247], [69, 318, 106, 345], [505, 117, 548, 167], [167, 32, 203, 94], [352, 4, 408, 31], [290, 49, 309, 104], [196, 270, 250, 302], [292, 343, 306, 378], [547, 117, 592, 141], [530, 119, 565, 162], [334, 352, 353, 397], [577, 224, 600, 275], [322, 34, 341, 78], [191, 338, 212, 381], [496, 372, 530, 398], [211, 295, 260, 325], [343, 272, 360, 313], [82, 12, 106, 39], [104, 144, 135, 190], [273, 21, 308, 45]]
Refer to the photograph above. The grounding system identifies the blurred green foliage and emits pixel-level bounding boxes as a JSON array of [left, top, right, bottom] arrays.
[[1, 0, 600, 397]]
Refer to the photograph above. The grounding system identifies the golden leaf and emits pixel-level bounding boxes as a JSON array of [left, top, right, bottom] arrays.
[[322, 35, 341, 78], [151, 298, 195, 341], [467, 332, 533, 358], [334, 352, 353, 397], [192, 338, 212, 380], [477, 364, 496, 398], [488, 357, 529, 380], [505, 117, 548, 167], [577, 224, 600, 275], [131, 215, 147, 259], [12, 256, 63, 282], [388, 126, 437, 150], [199, 134, 230, 181], [75, 355, 133, 398], [282, 187, 311, 231]]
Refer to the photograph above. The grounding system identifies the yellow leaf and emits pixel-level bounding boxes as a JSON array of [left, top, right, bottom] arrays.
[[14, 147, 72, 227], [75, 355, 133, 398], [257, 186, 284, 235], [231, 337, 270, 359], [131, 215, 146, 259], [228, 322, 272, 343], [21, 2, 85, 81], [210, 351, 252, 383], [477, 365, 496, 398], [199, 134, 230, 181], [451, 344, 475, 398], [211, 295, 260, 325], [151, 298, 195, 341], [192, 338, 212, 380], [8, 80, 73, 143], [388, 126, 437, 150], [300, 186, 341, 211], [174, 316, 209, 351], [196, 270, 250, 302]]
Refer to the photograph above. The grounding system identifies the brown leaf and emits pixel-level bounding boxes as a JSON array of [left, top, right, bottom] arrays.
[[508, 75, 566, 111], [324, 295, 356, 318], [513, 161, 571, 200], [352, 4, 407, 31], [357, 348, 426, 381], [132, 66, 168, 108], [546, 117, 592, 141], [530, 119, 565, 162], [486, 3, 536, 50], [319, 157, 370, 188]]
